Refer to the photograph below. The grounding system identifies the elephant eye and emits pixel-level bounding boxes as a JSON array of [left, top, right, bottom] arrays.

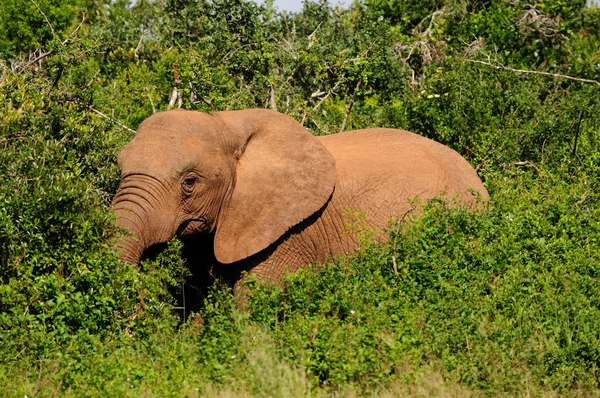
[[182, 175, 198, 191]]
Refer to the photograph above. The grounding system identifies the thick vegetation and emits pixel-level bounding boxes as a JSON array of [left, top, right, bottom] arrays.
[[1, 0, 600, 396]]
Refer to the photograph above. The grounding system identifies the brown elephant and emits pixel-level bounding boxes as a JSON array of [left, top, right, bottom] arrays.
[[111, 109, 487, 289]]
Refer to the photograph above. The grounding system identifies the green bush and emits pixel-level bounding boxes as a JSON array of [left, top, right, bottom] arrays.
[[245, 172, 600, 393], [1, 0, 599, 395]]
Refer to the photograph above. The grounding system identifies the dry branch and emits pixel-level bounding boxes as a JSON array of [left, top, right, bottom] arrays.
[[31, 0, 56, 40], [90, 107, 136, 134], [16, 13, 86, 72], [339, 79, 361, 133], [269, 85, 277, 111], [572, 110, 585, 167], [391, 207, 415, 275], [466, 59, 600, 86]]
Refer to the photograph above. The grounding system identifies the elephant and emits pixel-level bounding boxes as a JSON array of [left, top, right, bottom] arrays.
[[111, 108, 488, 290]]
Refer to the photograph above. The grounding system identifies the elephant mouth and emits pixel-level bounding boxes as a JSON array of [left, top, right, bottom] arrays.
[[177, 218, 211, 237]]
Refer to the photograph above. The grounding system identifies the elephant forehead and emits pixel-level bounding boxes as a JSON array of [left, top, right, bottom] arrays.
[[118, 133, 227, 176], [137, 109, 232, 141]]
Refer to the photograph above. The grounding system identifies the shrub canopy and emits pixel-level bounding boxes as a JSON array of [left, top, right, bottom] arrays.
[[1, 0, 599, 395]]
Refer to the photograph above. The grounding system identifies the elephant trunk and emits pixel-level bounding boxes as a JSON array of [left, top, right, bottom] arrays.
[[115, 233, 145, 265], [110, 175, 175, 264]]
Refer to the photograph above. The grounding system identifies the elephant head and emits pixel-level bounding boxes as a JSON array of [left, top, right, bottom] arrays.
[[111, 109, 336, 265]]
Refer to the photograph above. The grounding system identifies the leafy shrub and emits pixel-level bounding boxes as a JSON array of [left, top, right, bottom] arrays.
[[0, 0, 599, 395]]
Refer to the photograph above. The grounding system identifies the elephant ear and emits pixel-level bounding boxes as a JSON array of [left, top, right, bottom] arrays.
[[213, 109, 336, 264]]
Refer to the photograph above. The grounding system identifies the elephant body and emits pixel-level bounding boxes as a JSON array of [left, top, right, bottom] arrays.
[[111, 109, 487, 290]]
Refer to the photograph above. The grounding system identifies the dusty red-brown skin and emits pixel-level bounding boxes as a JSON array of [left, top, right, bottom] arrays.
[[111, 109, 488, 289]]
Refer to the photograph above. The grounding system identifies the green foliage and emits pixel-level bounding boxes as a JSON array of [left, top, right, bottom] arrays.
[[0, 0, 107, 59], [1, 0, 600, 395], [246, 173, 600, 393]]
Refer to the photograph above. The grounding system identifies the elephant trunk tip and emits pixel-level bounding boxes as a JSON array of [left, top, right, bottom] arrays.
[[115, 235, 145, 265]]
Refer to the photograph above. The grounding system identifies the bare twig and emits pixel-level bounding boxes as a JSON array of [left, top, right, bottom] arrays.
[[506, 161, 541, 172], [312, 91, 331, 110], [572, 110, 585, 167], [64, 13, 85, 44], [269, 84, 277, 111], [18, 13, 86, 71], [310, 117, 322, 132], [83, 69, 100, 91], [391, 207, 415, 275], [391, 252, 398, 275], [31, 0, 56, 39], [219, 42, 257, 65], [466, 59, 600, 86], [200, 96, 216, 111], [312, 80, 342, 111], [307, 22, 322, 49], [168, 87, 178, 108], [148, 93, 156, 114], [339, 79, 362, 132], [413, 10, 445, 38], [188, 82, 216, 111], [90, 107, 136, 134], [134, 33, 144, 57], [53, 364, 72, 396], [475, 152, 492, 172], [0, 61, 8, 84]]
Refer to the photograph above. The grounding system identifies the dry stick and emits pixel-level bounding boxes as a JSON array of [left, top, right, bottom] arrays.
[[20, 13, 86, 71], [148, 92, 156, 114], [134, 33, 144, 57], [313, 80, 342, 111], [90, 107, 136, 134], [53, 364, 72, 396], [466, 59, 600, 86], [269, 84, 277, 111], [572, 110, 585, 167], [339, 79, 362, 133], [391, 208, 415, 275], [509, 161, 541, 172], [168, 87, 178, 108], [31, 0, 56, 39], [188, 82, 216, 111], [200, 96, 216, 111], [83, 69, 101, 91]]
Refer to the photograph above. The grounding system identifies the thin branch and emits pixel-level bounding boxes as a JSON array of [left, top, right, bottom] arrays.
[[312, 80, 342, 111], [269, 84, 277, 111], [90, 107, 136, 134], [168, 87, 178, 108], [466, 59, 600, 86], [148, 92, 156, 114], [300, 111, 307, 126], [339, 79, 361, 133], [572, 110, 585, 167], [0, 61, 6, 84], [19, 13, 86, 71], [188, 82, 216, 111], [391, 208, 415, 275], [31, 0, 56, 40], [63, 13, 85, 45], [307, 22, 322, 49], [200, 96, 216, 111], [506, 161, 541, 172], [134, 33, 144, 57], [83, 69, 100, 91]]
